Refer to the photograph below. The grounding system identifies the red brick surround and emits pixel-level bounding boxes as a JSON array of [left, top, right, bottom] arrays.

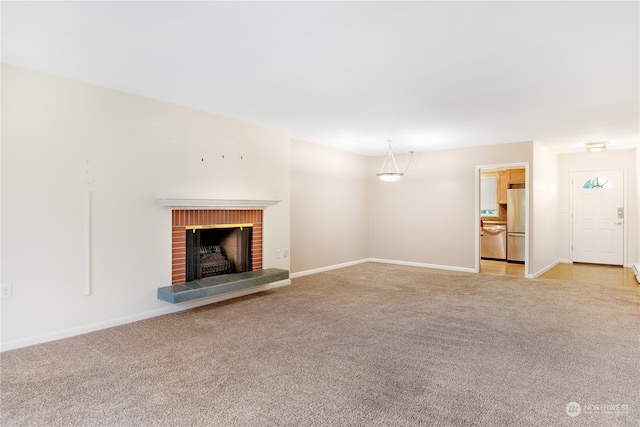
[[171, 209, 263, 284]]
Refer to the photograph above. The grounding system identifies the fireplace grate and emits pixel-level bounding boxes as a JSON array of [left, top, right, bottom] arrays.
[[199, 245, 230, 277]]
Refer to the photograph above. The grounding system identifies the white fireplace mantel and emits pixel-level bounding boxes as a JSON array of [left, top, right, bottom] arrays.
[[157, 198, 280, 210]]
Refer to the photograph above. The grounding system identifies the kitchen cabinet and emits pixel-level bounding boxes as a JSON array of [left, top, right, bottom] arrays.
[[507, 168, 525, 184], [484, 168, 524, 206], [497, 170, 508, 204]]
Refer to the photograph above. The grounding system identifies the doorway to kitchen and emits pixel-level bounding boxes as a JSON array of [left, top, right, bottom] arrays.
[[476, 163, 529, 278]]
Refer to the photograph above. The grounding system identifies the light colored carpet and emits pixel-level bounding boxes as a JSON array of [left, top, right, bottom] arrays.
[[2, 262, 639, 426]]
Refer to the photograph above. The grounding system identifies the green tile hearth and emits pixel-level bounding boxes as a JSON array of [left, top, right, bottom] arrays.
[[157, 269, 289, 304]]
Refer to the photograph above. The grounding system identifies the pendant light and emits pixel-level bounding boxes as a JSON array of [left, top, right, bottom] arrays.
[[376, 141, 414, 182]]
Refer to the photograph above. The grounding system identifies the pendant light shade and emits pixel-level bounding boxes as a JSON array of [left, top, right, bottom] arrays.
[[376, 141, 414, 182], [377, 172, 403, 182]]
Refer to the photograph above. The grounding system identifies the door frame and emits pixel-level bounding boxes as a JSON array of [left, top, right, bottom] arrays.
[[475, 162, 531, 277], [569, 168, 627, 266]]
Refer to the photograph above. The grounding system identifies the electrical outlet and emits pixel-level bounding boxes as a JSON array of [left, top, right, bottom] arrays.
[[284, 249, 289, 258], [276, 249, 281, 258], [1, 283, 12, 299]]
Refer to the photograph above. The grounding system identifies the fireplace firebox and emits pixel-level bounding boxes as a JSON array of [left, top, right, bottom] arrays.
[[185, 224, 252, 282]]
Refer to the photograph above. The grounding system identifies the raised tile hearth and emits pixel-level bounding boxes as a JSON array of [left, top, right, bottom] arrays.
[[157, 268, 289, 304]]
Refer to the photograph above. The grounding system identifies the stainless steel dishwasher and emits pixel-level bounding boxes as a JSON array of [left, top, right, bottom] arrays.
[[481, 224, 507, 261]]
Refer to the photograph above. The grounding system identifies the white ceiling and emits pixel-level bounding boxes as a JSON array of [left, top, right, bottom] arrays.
[[2, 1, 639, 156]]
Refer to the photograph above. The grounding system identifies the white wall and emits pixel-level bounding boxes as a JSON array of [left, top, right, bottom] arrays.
[[368, 142, 533, 270], [290, 139, 369, 274], [637, 146, 640, 265], [557, 148, 637, 266], [1, 65, 290, 347], [531, 142, 559, 275]]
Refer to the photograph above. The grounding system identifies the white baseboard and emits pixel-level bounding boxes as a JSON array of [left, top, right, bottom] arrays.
[[290, 259, 369, 278], [531, 260, 560, 278], [291, 258, 477, 279], [1, 279, 291, 352], [368, 258, 477, 273]]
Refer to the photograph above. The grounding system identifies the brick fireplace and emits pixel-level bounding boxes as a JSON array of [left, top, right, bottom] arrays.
[[171, 209, 263, 284]]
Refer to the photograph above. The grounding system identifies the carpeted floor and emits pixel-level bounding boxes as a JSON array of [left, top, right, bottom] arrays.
[[1, 262, 639, 426]]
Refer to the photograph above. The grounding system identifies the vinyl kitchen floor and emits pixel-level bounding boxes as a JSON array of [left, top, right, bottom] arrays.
[[480, 259, 525, 277], [481, 259, 637, 286]]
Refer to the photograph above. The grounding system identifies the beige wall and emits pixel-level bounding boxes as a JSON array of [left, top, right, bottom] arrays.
[[531, 142, 559, 274], [290, 139, 369, 274], [557, 148, 637, 266], [637, 146, 640, 265], [368, 142, 534, 270], [1, 65, 291, 346]]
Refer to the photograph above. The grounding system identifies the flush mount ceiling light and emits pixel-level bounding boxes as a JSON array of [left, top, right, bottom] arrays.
[[585, 141, 608, 153], [376, 141, 415, 182]]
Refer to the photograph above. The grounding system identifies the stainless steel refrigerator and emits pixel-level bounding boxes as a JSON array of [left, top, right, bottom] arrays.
[[507, 188, 526, 263]]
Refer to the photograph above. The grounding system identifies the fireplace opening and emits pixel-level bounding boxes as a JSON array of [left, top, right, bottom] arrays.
[[185, 224, 252, 282]]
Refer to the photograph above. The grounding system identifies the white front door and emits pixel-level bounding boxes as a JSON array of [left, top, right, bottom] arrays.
[[572, 170, 624, 265]]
